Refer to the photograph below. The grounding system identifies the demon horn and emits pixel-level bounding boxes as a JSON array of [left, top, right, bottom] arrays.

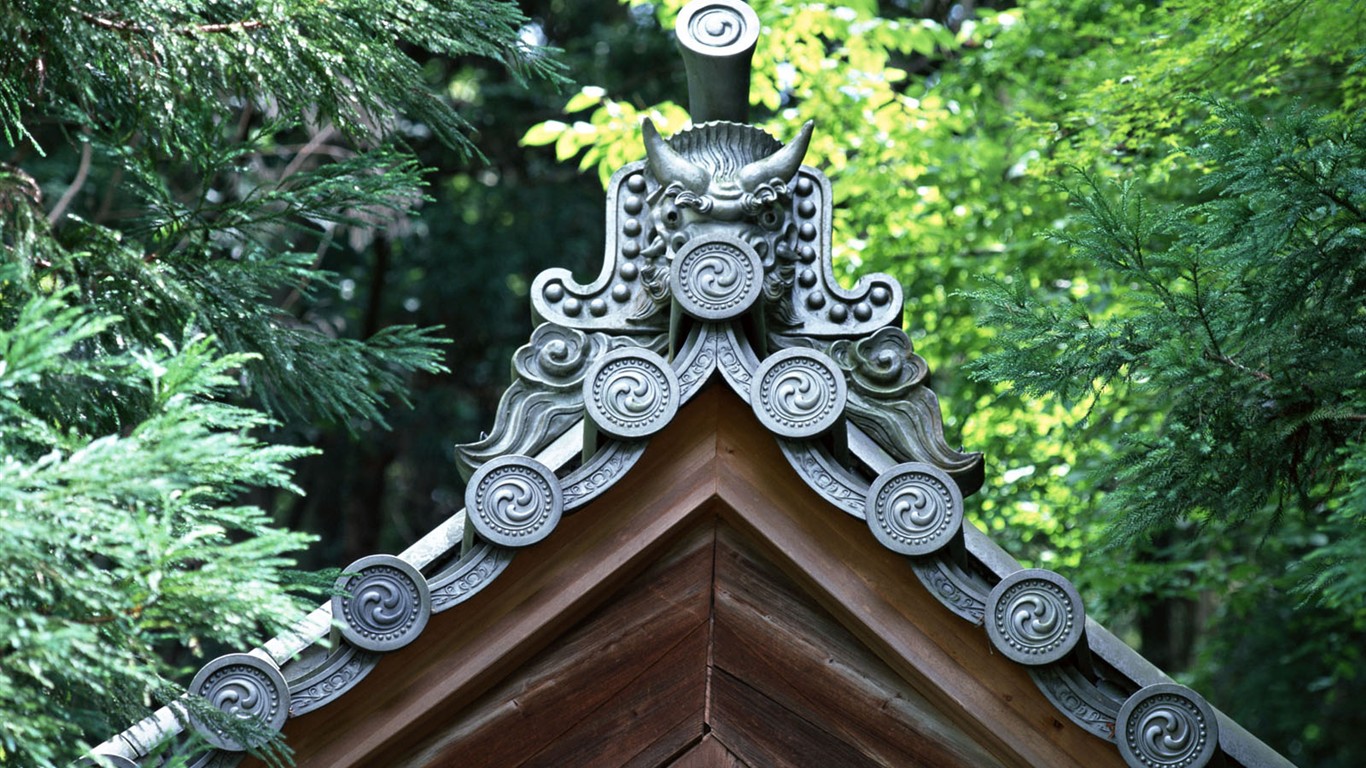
[[642, 119, 710, 195], [738, 120, 814, 190]]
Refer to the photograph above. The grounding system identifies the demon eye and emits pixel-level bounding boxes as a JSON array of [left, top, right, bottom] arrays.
[[757, 207, 783, 231]]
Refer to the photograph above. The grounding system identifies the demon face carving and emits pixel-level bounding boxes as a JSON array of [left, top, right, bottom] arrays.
[[635, 119, 814, 325]]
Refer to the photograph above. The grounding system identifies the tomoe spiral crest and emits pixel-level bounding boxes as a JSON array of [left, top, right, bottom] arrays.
[[1117, 684, 1219, 768], [465, 455, 565, 547], [334, 554, 431, 653], [865, 462, 962, 556], [584, 348, 679, 439], [672, 235, 764, 321], [986, 569, 1085, 665], [752, 347, 847, 438], [188, 653, 289, 752]]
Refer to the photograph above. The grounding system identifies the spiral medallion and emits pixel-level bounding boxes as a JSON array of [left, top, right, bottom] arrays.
[[465, 455, 564, 548], [584, 348, 679, 439], [751, 348, 848, 438], [986, 569, 1085, 665], [188, 653, 290, 752], [671, 235, 764, 321], [676, 0, 760, 56], [1117, 684, 1218, 768], [333, 554, 431, 653], [865, 462, 963, 556]]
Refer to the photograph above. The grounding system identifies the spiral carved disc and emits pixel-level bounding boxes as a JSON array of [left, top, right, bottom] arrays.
[[676, 0, 760, 56], [751, 348, 848, 438], [1117, 684, 1219, 768], [333, 554, 431, 653], [188, 653, 289, 752], [465, 455, 564, 547], [986, 569, 1085, 665], [584, 348, 680, 439], [865, 462, 963, 556], [671, 235, 764, 321]]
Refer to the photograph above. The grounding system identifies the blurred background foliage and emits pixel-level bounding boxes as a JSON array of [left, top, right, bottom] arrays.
[[6, 0, 1362, 765]]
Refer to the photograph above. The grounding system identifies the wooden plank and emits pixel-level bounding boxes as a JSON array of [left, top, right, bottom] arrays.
[[711, 524, 1007, 768], [710, 392, 1125, 768], [267, 390, 726, 768], [393, 526, 714, 767], [709, 667, 882, 768], [667, 735, 748, 768], [520, 622, 708, 768]]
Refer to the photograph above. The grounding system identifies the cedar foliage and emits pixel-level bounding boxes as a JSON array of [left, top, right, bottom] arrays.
[[0, 1, 561, 765], [969, 104, 1366, 607]]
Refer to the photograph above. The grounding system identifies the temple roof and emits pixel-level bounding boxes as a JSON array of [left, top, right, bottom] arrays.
[[89, 2, 1295, 766]]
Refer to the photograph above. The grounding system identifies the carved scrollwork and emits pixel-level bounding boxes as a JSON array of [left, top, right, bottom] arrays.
[[584, 347, 680, 439], [1116, 684, 1219, 768], [778, 438, 867, 518], [1031, 663, 1121, 743], [986, 569, 1086, 665], [671, 234, 764, 320], [429, 540, 516, 612], [910, 554, 989, 623], [830, 327, 927, 397], [674, 322, 720, 402], [287, 645, 382, 716], [333, 555, 431, 653], [751, 347, 847, 438], [456, 325, 655, 480], [717, 322, 757, 399], [562, 440, 649, 510], [188, 653, 289, 752], [465, 455, 565, 547], [827, 327, 984, 497], [865, 462, 963, 556]]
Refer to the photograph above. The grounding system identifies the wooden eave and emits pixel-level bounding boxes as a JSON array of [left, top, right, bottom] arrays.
[[250, 386, 1127, 768]]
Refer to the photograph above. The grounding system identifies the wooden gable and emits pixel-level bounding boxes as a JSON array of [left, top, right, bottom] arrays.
[[249, 387, 1123, 767]]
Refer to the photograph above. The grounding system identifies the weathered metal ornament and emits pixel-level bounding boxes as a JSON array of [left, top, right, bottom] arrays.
[[333, 554, 431, 653], [465, 454, 565, 547], [986, 568, 1086, 665], [865, 462, 963, 555], [751, 347, 847, 438], [671, 234, 764, 320], [188, 653, 290, 752], [1116, 683, 1219, 768], [583, 347, 680, 439]]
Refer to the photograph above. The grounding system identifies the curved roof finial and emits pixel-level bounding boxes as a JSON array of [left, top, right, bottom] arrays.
[[675, 0, 760, 123]]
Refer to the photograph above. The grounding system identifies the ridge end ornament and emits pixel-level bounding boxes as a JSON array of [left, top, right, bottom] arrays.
[[584, 347, 680, 439], [676, 0, 761, 123], [986, 568, 1086, 665], [1117, 683, 1219, 768], [751, 347, 847, 438], [464, 455, 565, 547], [188, 653, 289, 752], [865, 462, 964, 555], [333, 554, 431, 653]]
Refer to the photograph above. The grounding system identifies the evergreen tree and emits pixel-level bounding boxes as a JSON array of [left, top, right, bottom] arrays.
[[969, 104, 1366, 765], [0, 2, 561, 765]]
